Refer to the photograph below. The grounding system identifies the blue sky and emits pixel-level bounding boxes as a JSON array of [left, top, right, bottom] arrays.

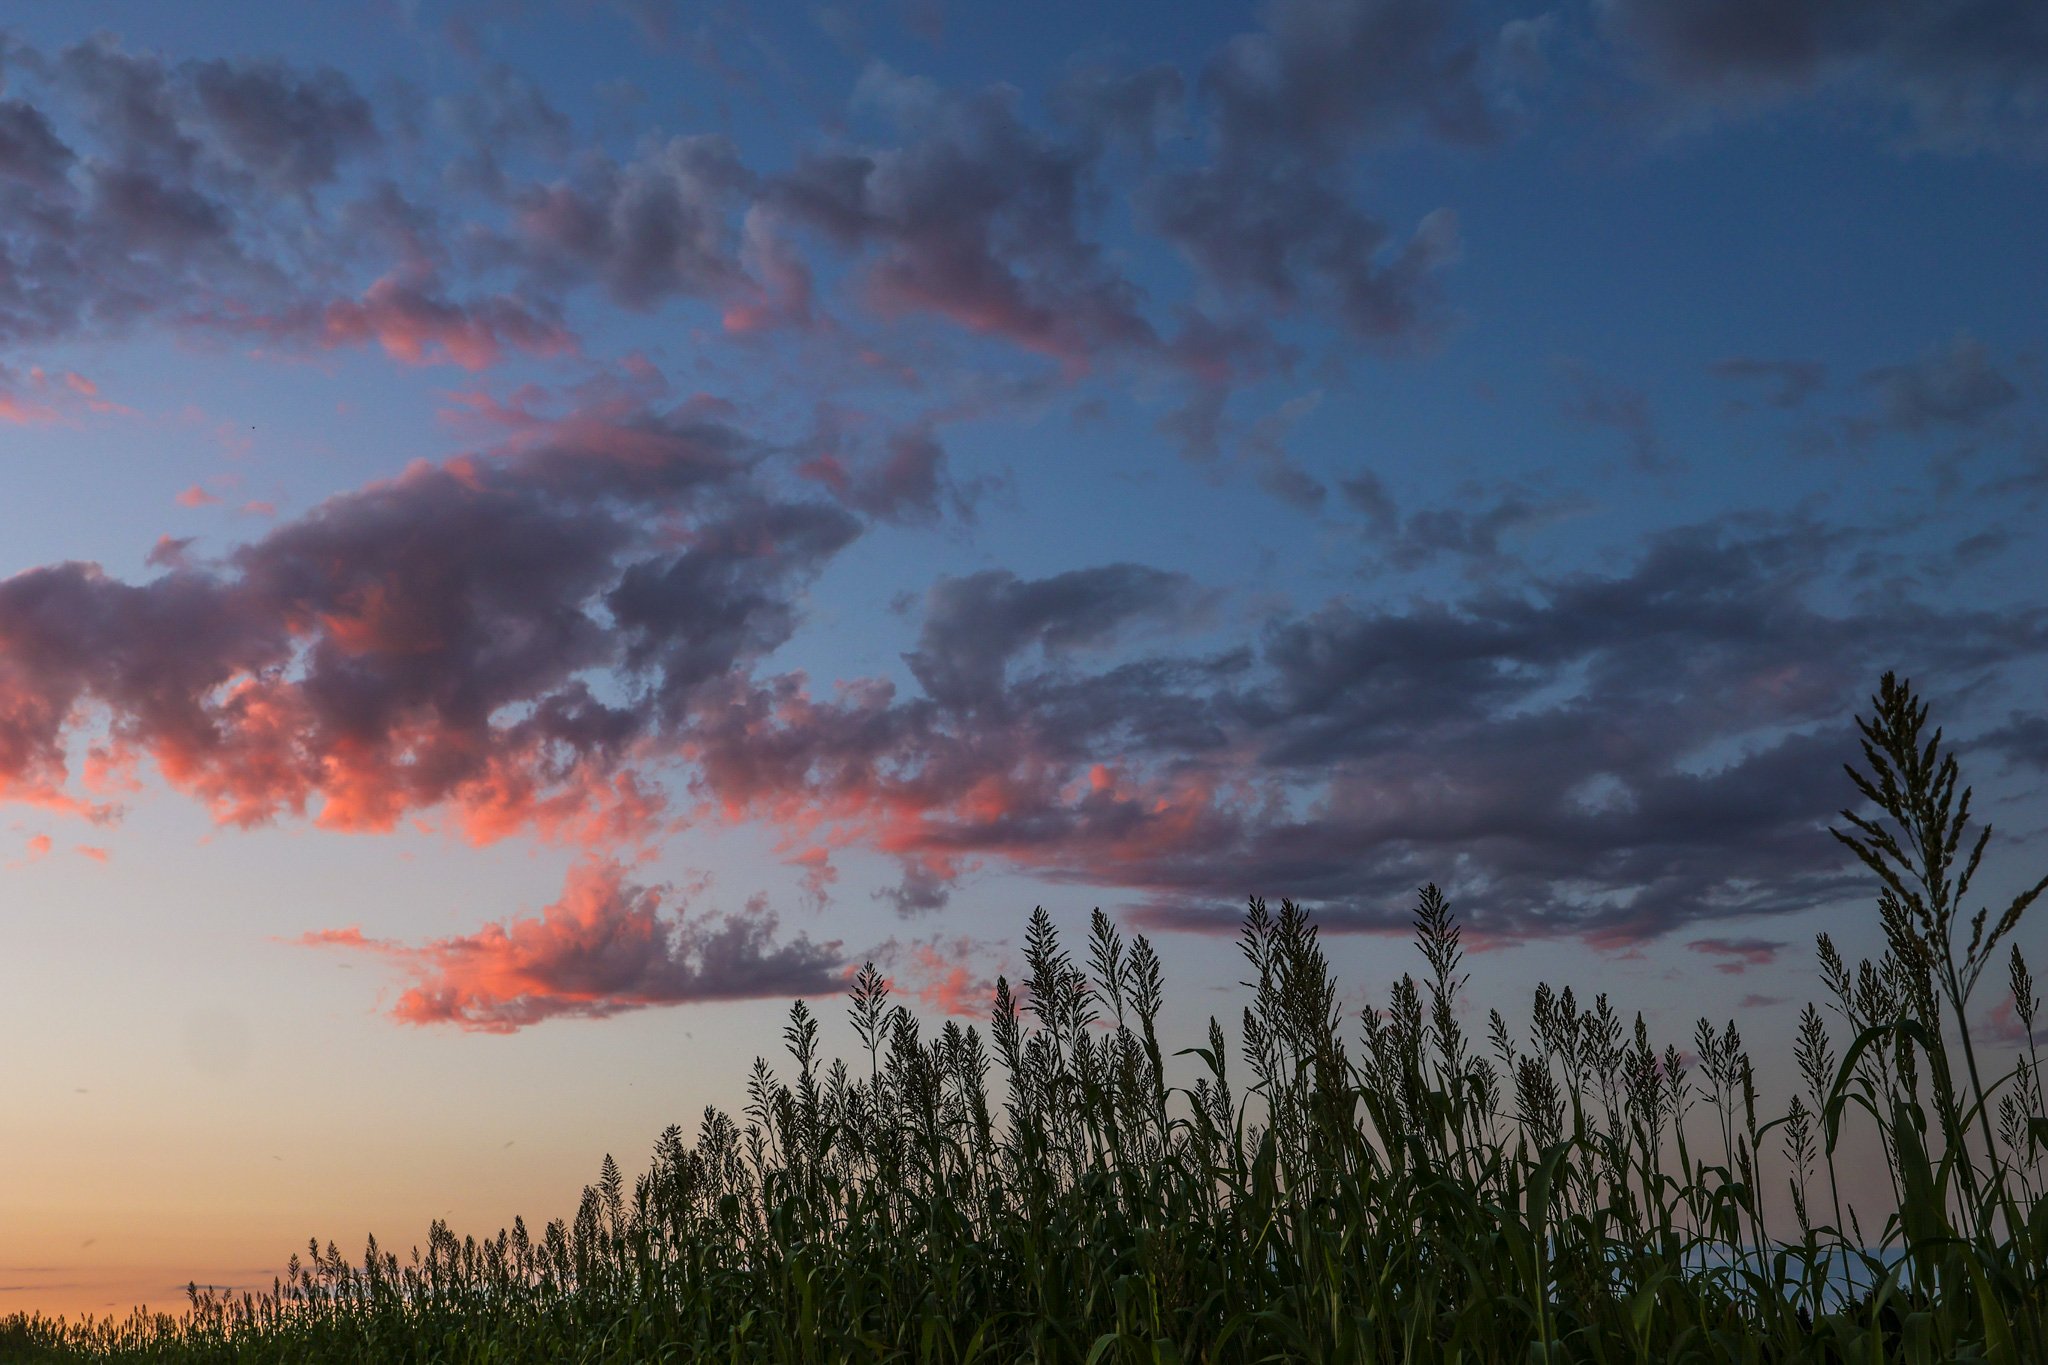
[[1, 0, 2046, 1321]]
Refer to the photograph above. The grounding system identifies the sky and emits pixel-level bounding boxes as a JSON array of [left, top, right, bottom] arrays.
[[2, 0, 2047, 1322]]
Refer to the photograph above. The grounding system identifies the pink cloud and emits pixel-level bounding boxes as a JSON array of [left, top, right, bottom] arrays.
[[320, 276, 574, 371], [0, 367, 125, 424], [0, 394, 58, 425], [0, 405, 853, 869], [903, 936, 996, 1018], [1984, 996, 2040, 1050], [299, 860, 842, 1031]]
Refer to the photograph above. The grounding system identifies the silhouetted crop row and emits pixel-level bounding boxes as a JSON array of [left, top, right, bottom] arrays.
[[5, 673, 2044, 1362]]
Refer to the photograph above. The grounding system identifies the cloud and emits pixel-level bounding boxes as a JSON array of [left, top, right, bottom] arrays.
[[722, 205, 817, 334], [1205, 0, 1506, 156], [1051, 61, 1188, 155], [1861, 333, 2021, 435], [1558, 359, 1671, 471], [1776, 335, 2031, 460], [4, 410, 2041, 968], [311, 274, 574, 370], [1339, 469, 1401, 536], [0, 22, 1494, 519], [607, 496, 862, 722], [0, 398, 850, 843], [301, 860, 843, 1031], [0, 98, 76, 188], [1687, 936, 1786, 974], [511, 135, 754, 308], [0, 8, 1496, 435], [1597, 0, 2048, 156], [1134, 0, 1515, 348], [186, 56, 378, 191], [693, 518, 2048, 948], [432, 64, 573, 191], [0, 26, 2039, 982], [888, 933, 997, 1017], [1980, 712, 2048, 772], [798, 422, 979, 525], [1983, 994, 2041, 1049], [0, 36, 556, 370], [873, 855, 956, 914], [0, 363, 118, 425], [1150, 167, 1459, 342], [904, 564, 1203, 710], [1343, 473, 1576, 570], [1710, 357, 1828, 410], [771, 68, 1157, 367]]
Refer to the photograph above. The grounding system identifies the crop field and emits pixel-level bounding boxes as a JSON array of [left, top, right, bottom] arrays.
[[4, 674, 2043, 1363]]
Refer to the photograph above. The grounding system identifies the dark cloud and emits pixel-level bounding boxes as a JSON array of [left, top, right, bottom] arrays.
[[1133, 0, 1506, 347], [1343, 473, 1573, 570], [1981, 712, 2048, 773], [512, 135, 754, 309], [608, 497, 862, 719], [683, 518, 2048, 948], [905, 565, 1201, 711], [874, 858, 954, 915], [1598, 0, 2048, 155], [1150, 311, 1301, 475], [187, 56, 378, 190], [1205, 0, 1505, 156], [0, 99, 75, 188], [739, 21, 1472, 504], [1149, 165, 1459, 341], [56, 36, 202, 173], [1339, 469, 1401, 536], [0, 22, 1490, 521], [1386, 495, 1562, 569], [771, 68, 1156, 365], [1233, 390, 1330, 509], [88, 161, 233, 253], [341, 182, 446, 275]]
